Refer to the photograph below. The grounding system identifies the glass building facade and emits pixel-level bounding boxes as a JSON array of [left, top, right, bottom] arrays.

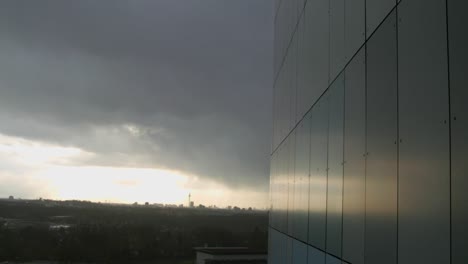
[[268, 0, 467, 263]]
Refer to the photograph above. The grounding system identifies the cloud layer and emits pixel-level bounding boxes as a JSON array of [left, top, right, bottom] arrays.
[[0, 0, 273, 191]]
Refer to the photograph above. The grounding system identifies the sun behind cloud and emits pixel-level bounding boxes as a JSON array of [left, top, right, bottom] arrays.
[[0, 133, 267, 208]]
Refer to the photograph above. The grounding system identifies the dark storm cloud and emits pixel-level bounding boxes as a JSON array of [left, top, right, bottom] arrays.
[[0, 0, 273, 189]]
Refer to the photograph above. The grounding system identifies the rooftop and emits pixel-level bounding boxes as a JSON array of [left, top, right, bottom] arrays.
[[194, 247, 267, 256]]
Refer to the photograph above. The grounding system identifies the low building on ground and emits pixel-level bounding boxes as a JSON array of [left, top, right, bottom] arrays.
[[194, 247, 267, 264]]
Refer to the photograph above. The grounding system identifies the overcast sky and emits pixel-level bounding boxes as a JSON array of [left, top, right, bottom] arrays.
[[0, 0, 273, 207]]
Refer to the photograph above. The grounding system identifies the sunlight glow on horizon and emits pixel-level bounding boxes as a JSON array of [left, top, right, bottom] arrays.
[[0, 133, 268, 208], [39, 166, 190, 205]]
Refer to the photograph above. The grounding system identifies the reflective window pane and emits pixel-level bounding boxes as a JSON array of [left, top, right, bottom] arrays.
[[366, 10, 398, 264], [342, 48, 365, 264], [326, 74, 344, 257], [288, 132, 297, 236], [448, 0, 468, 263], [297, 0, 329, 119], [293, 116, 311, 242], [345, 0, 365, 60], [292, 240, 307, 264], [366, 0, 395, 37], [398, 0, 450, 263], [308, 246, 325, 264], [329, 0, 345, 82], [326, 254, 341, 264], [279, 142, 289, 233], [308, 96, 329, 250]]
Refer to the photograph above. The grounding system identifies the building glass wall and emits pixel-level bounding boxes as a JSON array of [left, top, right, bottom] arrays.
[[269, 0, 467, 263]]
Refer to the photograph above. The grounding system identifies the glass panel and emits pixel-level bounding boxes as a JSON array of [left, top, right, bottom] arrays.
[[345, 0, 365, 61], [292, 240, 307, 264], [287, 236, 293, 264], [267, 228, 274, 264], [283, 233, 290, 264], [282, 140, 290, 233], [275, 32, 299, 147], [293, 116, 311, 242], [398, 1, 450, 263], [273, 153, 280, 229], [326, 254, 341, 264], [297, 0, 305, 16], [275, 70, 285, 148], [297, 0, 329, 119], [288, 132, 296, 236], [308, 96, 329, 250], [342, 48, 365, 264], [269, 228, 284, 264], [288, 33, 298, 130], [366, 10, 398, 264], [448, 0, 468, 263], [281, 53, 290, 141], [326, 74, 344, 257], [270, 153, 277, 229], [366, 0, 395, 37], [308, 246, 325, 264], [274, 11, 280, 74], [279, 142, 289, 233], [329, 0, 345, 82], [296, 14, 307, 121], [273, 79, 280, 148]]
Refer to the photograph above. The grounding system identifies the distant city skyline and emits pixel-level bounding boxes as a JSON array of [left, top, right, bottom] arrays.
[[3, 195, 266, 210]]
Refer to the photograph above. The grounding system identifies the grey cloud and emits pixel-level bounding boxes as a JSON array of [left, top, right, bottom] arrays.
[[0, 0, 273, 190]]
